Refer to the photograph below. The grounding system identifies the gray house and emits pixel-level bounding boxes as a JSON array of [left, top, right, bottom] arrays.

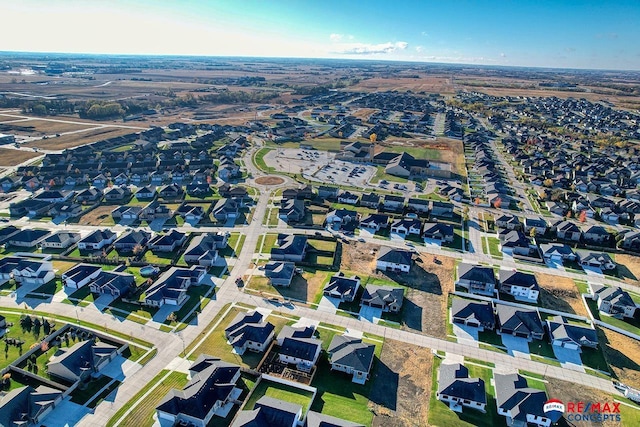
[[436, 363, 486, 413], [264, 261, 296, 287], [456, 263, 497, 296], [327, 335, 376, 384], [590, 284, 637, 319], [494, 373, 550, 427], [451, 297, 495, 331]]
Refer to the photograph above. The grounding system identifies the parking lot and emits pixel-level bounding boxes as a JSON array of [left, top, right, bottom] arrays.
[[263, 148, 377, 187]]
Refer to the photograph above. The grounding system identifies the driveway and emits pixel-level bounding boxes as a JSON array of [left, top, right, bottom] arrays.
[[358, 305, 383, 323], [501, 335, 531, 359], [583, 266, 604, 276], [452, 324, 479, 347], [423, 238, 442, 248], [552, 345, 585, 372], [93, 293, 116, 311], [358, 228, 375, 238], [318, 296, 340, 314], [545, 258, 566, 271]]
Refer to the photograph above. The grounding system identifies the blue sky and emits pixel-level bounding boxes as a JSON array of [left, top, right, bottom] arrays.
[[2, 0, 640, 70]]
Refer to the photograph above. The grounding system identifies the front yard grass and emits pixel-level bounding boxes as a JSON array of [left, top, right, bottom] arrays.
[[105, 370, 189, 427], [485, 237, 503, 259], [0, 314, 52, 370]]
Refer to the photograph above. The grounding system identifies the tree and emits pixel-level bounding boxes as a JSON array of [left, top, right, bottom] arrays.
[[542, 179, 553, 188], [369, 133, 377, 143], [529, 227, 537, 238]]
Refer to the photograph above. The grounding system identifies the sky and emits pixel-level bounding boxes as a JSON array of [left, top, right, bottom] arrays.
[[2, 0, 640, 70]]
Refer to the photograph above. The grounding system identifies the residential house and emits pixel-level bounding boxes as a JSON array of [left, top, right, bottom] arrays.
[[46, 339, 119, 384], [323, 272, 360, 302], [77, 229, 116, 251], [0, 256, 56, 286], [212, 198, 239, 222], [113, 230, 151, 253], [0, 225, 20, 245], [456, 263, 497, 296], [148, 230, 187, 253], [176, 204, 205, 223], [450, 297, 495, 331], [361, 284, 404, 313], [360, 192, 380, 208], [135, 186, 156, 201], [382, 195, 405, 212], [553, 220, 581, 241], [111, 206, 142, 222], [158, 184, 184, 200], [0, 385, 64, 427], [88, 270, 135, 297], [231, 397, 302, 427], [582, 225, 611, 245], [494, 373, 551, 427], [327, 335, 376, 384], [317, 185, 339, 199], [40, 231, 80, 249], [271, 234, 308, 262], [436, 363, 487, 413], [407, 197, 430, 213], [337, 191, 359, 205], [183, 233, 228, 266], [264, 261, 296, 287], [576, 250, 616, 271], [144, 266, 206, 307], [523, 217, 548, 236], [359, 214, 388, 231], [103, 186, 131, 202], [224, 311, 275, 355], [620, 231, 640, 251], [430, 201, 454, 217], [390, 218, 422, 237], [62, 264, 102, 289], [601, 207, 619, 224], [499, 269, 540, 303], [376, 247, 412, 272], [539, 243, 577, 263], [495, 214, 521, 230], [75, 187, 103, 203], [156, 357, 241, 427], [546, 316, 598, 351], [279, 198, 305, 223], [495, 304, 544, 341], [590, 284, 638, 319], [277, 327, 322, 372], [422, 222, 454, 243], [7, 229, 50, 248], [325, 208, 359, 231]]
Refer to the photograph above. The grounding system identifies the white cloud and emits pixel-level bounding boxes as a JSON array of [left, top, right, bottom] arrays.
[[500, 52, 506, 57], [333, 41, 409, 55], [330, 33, 343, 42], [416, 46, 424, 53]]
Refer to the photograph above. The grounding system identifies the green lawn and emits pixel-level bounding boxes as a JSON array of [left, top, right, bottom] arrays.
[[142, 250, 175, 265], [259, 233, 278, 254], [253, 148, 275, 173], [308, 239, 337, 252], [106, 370, 188, 427], [245, 380, 314, 413], [586, 297, 640, 335], [485, 237, 503, 259], [0, 314, 55, 370]]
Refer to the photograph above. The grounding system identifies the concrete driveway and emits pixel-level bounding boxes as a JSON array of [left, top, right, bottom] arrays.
[[552, 345, 585, 372], [358, 305, 383, 323], [501, 335, 531, 359], [452, 324, 479, 347], [545, 258, 566, 271], [318, 296, 340, 314]]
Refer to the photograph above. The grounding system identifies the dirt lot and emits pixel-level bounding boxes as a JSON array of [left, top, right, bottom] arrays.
[[23, 127, 141, 150], [340, 242, 453, 339], [600, 327, 640, 390], [369, 339, 433, 427], [0, 148, 41, 166], [535, 272, 588, 316], [0, 118, 95, 135], [76, 206, 114, 226], [613, 254, 640, 287], [254, 176, 285, 185], [545, 377, 621, 427]]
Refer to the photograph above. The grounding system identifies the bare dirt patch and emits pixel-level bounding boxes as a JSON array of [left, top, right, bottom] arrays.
[[0, 118, 95, 135], [255, 176, 285, 186], [370, 339, 433, 427], [76, 206, 114, 226], [613, 254, 640, 287], [535, 272, 587, 316], [545, 377, 620, 427], [340, 243, 453, 339], [600, 327, 640, 390], [23, 127, 140, 150], [0, 148, 41, 166]]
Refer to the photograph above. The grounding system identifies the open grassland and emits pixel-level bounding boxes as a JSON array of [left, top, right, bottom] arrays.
[[0, 148, 41, 166]]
